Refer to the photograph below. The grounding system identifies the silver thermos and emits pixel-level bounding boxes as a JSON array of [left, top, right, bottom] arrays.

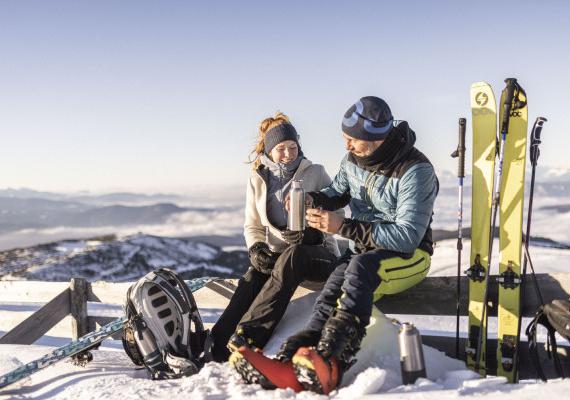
[[288, 180, 305, 231], [398, 322, 427, 384]]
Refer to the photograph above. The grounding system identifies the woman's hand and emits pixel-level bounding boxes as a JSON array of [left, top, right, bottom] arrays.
[[284, 193, 314, 212], [306, 208, 343, 234]]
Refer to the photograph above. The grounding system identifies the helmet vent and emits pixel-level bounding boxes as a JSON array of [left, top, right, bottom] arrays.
[[164, 321, 175, 336], [152, 295, 168, 308], [148, 286, 161, 296]]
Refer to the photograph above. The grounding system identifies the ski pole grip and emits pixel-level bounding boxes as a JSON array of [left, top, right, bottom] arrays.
[[530, 117, 547, 164], [532, 117, 547, 142], [501, 78, 518, 135], [457, 118, 466, 178]]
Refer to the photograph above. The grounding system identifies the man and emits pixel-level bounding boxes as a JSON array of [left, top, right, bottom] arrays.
[[230, 96, 438, 394]]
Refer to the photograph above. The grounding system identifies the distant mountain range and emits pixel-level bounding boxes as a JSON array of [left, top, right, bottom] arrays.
[[1, 230, 566, 284], [437, 181, 570, 198], [0, 188, 186, 205], [0, 196, 211, 234], [436, 166, 570, 191], [0, 234, 249, 282]]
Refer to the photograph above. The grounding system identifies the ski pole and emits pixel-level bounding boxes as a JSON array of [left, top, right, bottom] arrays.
[[451, 117, 466, 359], [474, 78, 520, 372], [522, 117, 547, 301], [513, 117, 547, 381]]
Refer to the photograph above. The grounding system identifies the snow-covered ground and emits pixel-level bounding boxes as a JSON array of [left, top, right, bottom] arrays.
[[2, 288, 569, 400], [1, 238, 570, 399]]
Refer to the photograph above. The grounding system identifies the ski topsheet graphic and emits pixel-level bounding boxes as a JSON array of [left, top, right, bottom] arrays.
[[466, 81, 497, 375], [0, 276, 215, 390], [496, 80, 528, 382]]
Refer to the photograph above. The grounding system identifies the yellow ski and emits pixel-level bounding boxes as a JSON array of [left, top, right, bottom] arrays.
[[497, 80, 528, 382], [465, 82, 497, 375]]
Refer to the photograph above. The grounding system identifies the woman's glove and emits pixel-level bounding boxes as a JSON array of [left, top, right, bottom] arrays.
[[248, 242, 279, 274], [282, 227, 324, 246]]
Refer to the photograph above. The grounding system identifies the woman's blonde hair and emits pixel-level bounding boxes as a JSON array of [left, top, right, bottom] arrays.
[[249, 111, 292, 170]]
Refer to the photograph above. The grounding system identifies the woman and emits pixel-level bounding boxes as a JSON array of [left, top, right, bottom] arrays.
[[210, 112, 340, 362]]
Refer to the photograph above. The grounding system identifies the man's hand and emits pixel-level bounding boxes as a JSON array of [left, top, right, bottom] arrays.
[[284, 193, 314, 212], [305, 208, 343, 234]]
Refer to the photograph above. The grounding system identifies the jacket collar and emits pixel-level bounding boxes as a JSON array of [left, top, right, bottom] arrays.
[[348, 120, 416, 172], [256, 157, 312, 183]]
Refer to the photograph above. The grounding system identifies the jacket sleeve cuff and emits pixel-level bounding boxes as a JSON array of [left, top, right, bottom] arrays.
[[338, 218, 379, 250], [309, 191, 351, 211]]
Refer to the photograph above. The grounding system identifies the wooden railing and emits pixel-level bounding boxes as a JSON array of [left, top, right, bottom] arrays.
[[1, 274, 569, 379], [0, 278, 235, 343]]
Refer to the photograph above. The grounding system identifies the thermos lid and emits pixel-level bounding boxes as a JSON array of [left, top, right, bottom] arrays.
[[291, 180, 303, 188], [400, 322, 416, 333]]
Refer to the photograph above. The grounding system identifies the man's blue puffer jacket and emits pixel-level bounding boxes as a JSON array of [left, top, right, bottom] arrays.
[[312, 121, 438, 255]]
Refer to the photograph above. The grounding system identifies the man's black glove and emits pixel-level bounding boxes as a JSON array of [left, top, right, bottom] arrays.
[[282, 227, 324, 246], [275, 330, 321, 362], [248, 242, 279, 274], [302, 227, 324, 246]]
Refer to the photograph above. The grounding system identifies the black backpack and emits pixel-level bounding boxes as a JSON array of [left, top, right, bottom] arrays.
[[526, 298, 570, 381], [122, 269, 212, 379]]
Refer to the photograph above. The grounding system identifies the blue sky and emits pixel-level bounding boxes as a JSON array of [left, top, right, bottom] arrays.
[[1, 0, 569, 193]]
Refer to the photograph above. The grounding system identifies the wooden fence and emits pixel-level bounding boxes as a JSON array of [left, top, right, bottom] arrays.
[[1, 273, 569, 380]]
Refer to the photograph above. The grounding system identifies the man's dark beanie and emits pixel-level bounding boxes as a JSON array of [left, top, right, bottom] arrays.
[[342, 96, 394, 141], [264, 123, 299, 155]]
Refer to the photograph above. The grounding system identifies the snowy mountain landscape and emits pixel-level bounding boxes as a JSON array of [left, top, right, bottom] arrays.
[[3, 0, 570, 397], [1, 174, 570, 399]]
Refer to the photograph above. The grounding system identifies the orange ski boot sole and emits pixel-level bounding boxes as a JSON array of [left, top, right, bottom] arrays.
[[292, 347, 340, 395], [229, 346, 304, 392]]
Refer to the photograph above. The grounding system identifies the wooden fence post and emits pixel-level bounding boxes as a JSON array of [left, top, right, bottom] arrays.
[[70, 278, 89, 340]]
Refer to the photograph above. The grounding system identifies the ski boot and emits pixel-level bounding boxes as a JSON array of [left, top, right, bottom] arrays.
[[229, 329, 320, 392], [292, 309, 365, 395]]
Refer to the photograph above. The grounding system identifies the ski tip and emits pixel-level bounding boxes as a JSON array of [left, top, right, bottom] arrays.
[[471, 81, 491, 88]]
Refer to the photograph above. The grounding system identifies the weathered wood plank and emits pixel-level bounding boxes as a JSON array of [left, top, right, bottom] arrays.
[[70, 278, 89, 340], [375, 273, 570, 316], [422, 335, 570, 380], [2, 273, 569, 317], [0, 288, 71, 344], [88, 317, 124, 340], [87, 281, 132, 304], [0, 281, 68, 303]]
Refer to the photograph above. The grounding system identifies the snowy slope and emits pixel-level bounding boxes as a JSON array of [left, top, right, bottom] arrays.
[[1, 238, 570, 398], [0, 290, 559, 400], [1, 278, 569, 399]]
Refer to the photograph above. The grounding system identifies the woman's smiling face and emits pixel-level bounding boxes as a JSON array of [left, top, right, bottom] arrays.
[[270, 140, 299, 164]]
